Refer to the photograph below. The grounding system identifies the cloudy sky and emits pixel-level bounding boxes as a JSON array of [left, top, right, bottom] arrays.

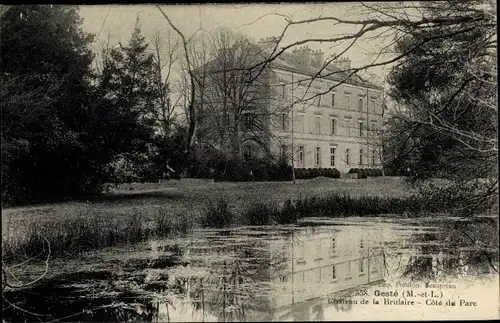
[[79, 3, 392, 85]]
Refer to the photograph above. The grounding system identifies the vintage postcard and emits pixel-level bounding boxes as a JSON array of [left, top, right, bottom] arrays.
[[1, 2, 498, 322]]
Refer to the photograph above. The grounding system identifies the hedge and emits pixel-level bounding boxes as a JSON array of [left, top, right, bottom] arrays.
[[187, 157, 343, 182], [348, 168, 384, 178], [294, 167, 340, 179]]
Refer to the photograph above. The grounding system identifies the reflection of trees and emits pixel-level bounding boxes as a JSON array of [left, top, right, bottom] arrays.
[[8, 218, 495, 322], [2, 274, 157, 322], [161, 237, 287, 322], [402, 233, 439, 280], [401, 220, 499, 280], [311, 303, 324, 320], [332, 299, 354, 313]]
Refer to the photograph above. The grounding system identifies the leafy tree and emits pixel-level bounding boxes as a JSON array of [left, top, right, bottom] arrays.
[[384, 1, 497, 213], [98, 17, 160, 182], [386, 1, 497, 184], [1, 5, 103, 204]]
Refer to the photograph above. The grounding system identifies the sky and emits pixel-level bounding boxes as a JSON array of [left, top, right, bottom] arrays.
[[79, 3, 394, 85]]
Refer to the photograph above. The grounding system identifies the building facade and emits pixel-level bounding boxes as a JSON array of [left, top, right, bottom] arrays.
[[195, 37, 385, 174], [260, 39, 385, 174]]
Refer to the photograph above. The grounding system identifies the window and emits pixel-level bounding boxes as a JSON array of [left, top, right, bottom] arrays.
[[372, 151, 376, 166], [281, 84, 286, 99], [317, 95, 322, 107], [359, 259, 365, 273], [331, 93, 335, 108], [281, 113, 289, 131], [281, 247, 288, 260], [345, 149, 350, 166], [331, 237, 336, 255], [330, 147, 336, 167], [280, 144, 288, 159], [360, 239, 364, 249], [244, 145, 252, 161], [298, 114, 305, 133], [371, 99, 377, 114], [315, 240, 321, 258], [346, 261, 352, 277], [359, 121, 364, 136], [315, 115, 321, 134], [297, 241, 305, 260], [358, 98, 364, 112], [298, 145, 305, 166], [331, 118, 336, 135], [317, 268, 322, 282], [279, 275, 289, 283], [346, 95, 351, 110], [332, 265, 337, 280], [359, 149, 363, 165], [315, 146, 321, 167], [242, 113, 253, 131]]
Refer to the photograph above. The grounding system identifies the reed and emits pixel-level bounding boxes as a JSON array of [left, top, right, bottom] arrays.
[[2, 209, 193, 263]]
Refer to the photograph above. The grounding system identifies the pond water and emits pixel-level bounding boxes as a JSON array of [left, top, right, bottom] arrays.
[[3, 216, 499, 322]]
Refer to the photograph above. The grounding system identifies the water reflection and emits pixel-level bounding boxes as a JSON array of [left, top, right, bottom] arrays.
[[3, 217, 498, 322], [145, 226, 386, 322]]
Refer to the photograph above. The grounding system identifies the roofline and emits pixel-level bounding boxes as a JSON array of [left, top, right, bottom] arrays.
[[268, 62, 384, 91], [192, 53, 384, 92]]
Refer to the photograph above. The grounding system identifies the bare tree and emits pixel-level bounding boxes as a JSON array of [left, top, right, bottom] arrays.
[[156, 2, 496, 189], [150, 29, 181, 135], [156, 6, 199, 157], [191, 28, 288, 160], [196, 2, 496, 158]]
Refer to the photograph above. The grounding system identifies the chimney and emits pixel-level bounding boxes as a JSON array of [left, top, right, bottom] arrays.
[[291, 45, 313, 66], [311, 49, 324, 68], [336, 57, 351, 71], [257, 36, 279, 51]]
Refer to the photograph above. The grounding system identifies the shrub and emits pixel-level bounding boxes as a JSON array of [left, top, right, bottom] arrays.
[[202, 198, 234, 228], [348, 168, 363, 179], [243, 201, 278, 225], [277, 199, 299, 224]]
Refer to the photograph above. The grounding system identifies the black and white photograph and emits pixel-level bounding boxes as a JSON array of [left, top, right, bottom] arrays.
[[1, 2, 498, 321]]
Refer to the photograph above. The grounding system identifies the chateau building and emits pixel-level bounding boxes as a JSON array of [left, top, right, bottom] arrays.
[[194, 36, 385, 174]]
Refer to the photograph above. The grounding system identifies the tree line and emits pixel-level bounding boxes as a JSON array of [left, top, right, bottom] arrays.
[[1, 6, 187, 204]]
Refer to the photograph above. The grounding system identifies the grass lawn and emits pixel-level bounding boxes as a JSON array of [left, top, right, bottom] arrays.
[[2, 177, 413, 230], [2, 177, 418, 260]]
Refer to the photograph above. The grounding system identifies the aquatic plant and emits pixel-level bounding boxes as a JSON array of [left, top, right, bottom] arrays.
[[200, 190, 477, 227], [242, 201, 279, 226], [202, 197, 234, 228], [2, 208, 193, 263]]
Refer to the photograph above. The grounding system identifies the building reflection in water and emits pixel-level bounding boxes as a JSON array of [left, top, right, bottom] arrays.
[[151, 226, 386, 322], [3, 219, 496, 322]]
